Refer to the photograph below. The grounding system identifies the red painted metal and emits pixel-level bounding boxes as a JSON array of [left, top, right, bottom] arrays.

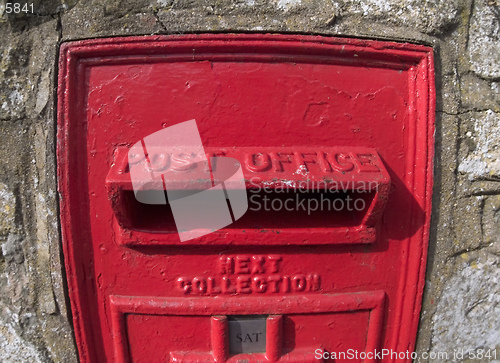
[[106, 146, 391, 246], [57, 34, 435, 362]]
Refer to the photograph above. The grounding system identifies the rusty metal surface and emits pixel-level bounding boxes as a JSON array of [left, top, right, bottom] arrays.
[[57, 34, 435, 362]]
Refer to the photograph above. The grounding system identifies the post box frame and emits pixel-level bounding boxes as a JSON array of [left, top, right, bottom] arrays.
[[58, 34, 434, 362]]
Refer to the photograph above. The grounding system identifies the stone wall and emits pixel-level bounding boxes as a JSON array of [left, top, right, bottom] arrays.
[[0, 0, 499, 361]]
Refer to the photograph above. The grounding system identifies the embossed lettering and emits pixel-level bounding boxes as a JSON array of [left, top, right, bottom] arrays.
[[327, 153, 355, 172], [251, 256, 266, 274], [246, 153, 272, 172], [177, 277, 192, 294], [294, 152, 317, 173], [252, 277, 267, 293], [353, 153, 381, 172], [293, 274, 306, 292], [268, 255, 282, 273], [235, 257, 251, 274], [237, 276, 252, 294], [219, 257, 234, 274], [271, 152, 294, 172], [177, 255, 322, 295], [317, 151, 332, 172], [222, 276, 236, 294], [193, 277, 207, 294], [267, 275, 282, 293]]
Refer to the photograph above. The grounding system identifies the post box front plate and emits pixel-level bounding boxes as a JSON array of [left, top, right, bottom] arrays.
[[57, 34, 434, 362]]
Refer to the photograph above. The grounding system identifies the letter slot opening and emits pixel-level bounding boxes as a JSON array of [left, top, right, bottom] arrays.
[[106, 146, 391, 246], [113, 188, 376, 231]]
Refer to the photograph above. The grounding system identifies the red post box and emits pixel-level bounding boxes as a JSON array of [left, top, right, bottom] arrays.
[[58, 34, 434, 362]]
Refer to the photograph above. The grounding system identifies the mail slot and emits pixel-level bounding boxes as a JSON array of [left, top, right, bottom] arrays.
[[58, 34, 434, 362], [106, 145, 390, 245]]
